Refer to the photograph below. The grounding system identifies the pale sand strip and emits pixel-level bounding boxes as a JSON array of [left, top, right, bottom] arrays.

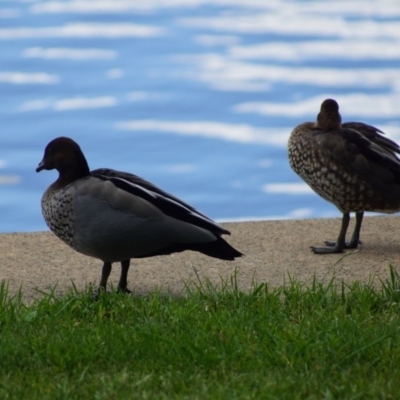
[[1, 216, 400, 300]]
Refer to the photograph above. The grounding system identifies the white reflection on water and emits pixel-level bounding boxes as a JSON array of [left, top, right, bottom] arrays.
[[0, 175, 21, 185], [178, 13, 400, 38], [194, 35, 241, 47], [28, 0, 400, 18], [177, 54, 400, 92], [106, 68, 125, 79], [0, 160, 21, 186], [229, 40, 400, 61], [0, 23, 164, 40], [218, 207, 315, 223], [115, 120, 290, 146], [19, 96, 117, 112], [234, 93, 400, 119], [263, 183, 314, 195], [22, 47, 117, 60], [0, 72, 59, 85]]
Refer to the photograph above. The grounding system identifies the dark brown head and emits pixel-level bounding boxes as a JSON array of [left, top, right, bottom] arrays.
[[36, 137, 90, 185], [316, 98, 342, 131]]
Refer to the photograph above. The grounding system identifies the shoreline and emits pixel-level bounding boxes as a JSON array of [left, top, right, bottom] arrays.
[[1, 216, 400, 300]]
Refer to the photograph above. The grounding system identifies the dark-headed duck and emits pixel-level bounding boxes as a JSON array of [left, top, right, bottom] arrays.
[[36, 137, 242, 296], [288, 98, 400, 254]]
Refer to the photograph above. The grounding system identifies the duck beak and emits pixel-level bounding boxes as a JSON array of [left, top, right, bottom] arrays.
[[36, 159, 46, 172]]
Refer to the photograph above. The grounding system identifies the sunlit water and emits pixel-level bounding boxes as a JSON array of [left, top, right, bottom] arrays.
[[1, 0, 400, 232]]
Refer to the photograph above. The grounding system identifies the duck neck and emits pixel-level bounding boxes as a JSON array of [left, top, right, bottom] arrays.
[[55, 154, 90, 188], [316, 111, 342, 131]]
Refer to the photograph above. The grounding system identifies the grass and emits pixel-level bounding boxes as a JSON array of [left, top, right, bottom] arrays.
[[1, 269, 400, 399]]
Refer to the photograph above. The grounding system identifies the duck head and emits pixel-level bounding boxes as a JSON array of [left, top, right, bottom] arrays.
[[36, 137, 90, 182], [316, 98, 342, 131]]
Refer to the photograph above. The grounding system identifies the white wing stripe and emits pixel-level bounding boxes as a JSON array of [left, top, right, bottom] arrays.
[[112, 176, 218, 226]]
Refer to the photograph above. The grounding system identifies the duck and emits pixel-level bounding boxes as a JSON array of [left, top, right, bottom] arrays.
[[36, 137, 242, 296], [288, 98, 400, 254]]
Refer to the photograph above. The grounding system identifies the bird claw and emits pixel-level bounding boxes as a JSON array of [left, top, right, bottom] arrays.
[[323, 240, 362, 249], [310, 245, 344, 254]]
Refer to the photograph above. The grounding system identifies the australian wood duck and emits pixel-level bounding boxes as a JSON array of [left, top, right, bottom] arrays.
[[36, 137, 242, 295], [288, 98, 400, 254]]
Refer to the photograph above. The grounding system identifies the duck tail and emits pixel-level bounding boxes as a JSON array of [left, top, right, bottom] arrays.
[[191, 236, 243, 260]]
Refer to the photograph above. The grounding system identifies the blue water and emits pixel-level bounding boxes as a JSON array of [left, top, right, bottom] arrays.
[[1, 0, 400, 233]]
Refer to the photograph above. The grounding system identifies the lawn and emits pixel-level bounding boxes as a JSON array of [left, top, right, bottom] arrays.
[[1, 269, 400, 399]]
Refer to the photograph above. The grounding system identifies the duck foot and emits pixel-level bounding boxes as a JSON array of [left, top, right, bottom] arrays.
[[311, 240, 362, 254], [310, 245, 344, 254], [324, 240, 361, 249], [311, 211, 364, 255]]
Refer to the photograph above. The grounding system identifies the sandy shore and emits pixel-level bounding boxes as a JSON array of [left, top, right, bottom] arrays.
[[1, 216, 400, 300]]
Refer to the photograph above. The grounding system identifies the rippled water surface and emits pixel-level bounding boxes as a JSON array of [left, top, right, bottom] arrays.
[[1, 0, 400, 232]]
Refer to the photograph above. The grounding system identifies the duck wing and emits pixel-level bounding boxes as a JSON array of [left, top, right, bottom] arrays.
[[313, 125, 400, 187], [343, 122, 400, 155], [91, 168, 229, 236]]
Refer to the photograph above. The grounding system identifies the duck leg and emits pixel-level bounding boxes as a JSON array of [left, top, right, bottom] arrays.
[[322, 211, 364, 250], [312, 212, 364, 254], [117, 259, 131, 294], [93, 262, 112, 299], [346, 211, 363, 249], [311, 212, 351, 254]]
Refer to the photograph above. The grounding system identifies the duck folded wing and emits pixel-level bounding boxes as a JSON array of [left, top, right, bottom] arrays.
[[92, 170, 229, 235], [72, 177, 220, 261], [339, 128, 400, 173], [343, 122, 400, 154], [313, 128, 400, 204], [93, 169, 190, 207], [313, 128, 400, 174]]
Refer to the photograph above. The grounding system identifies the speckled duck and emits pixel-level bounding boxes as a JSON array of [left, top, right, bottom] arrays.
[[36, 137, 242, 295], [288, 98, 400, 254]]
